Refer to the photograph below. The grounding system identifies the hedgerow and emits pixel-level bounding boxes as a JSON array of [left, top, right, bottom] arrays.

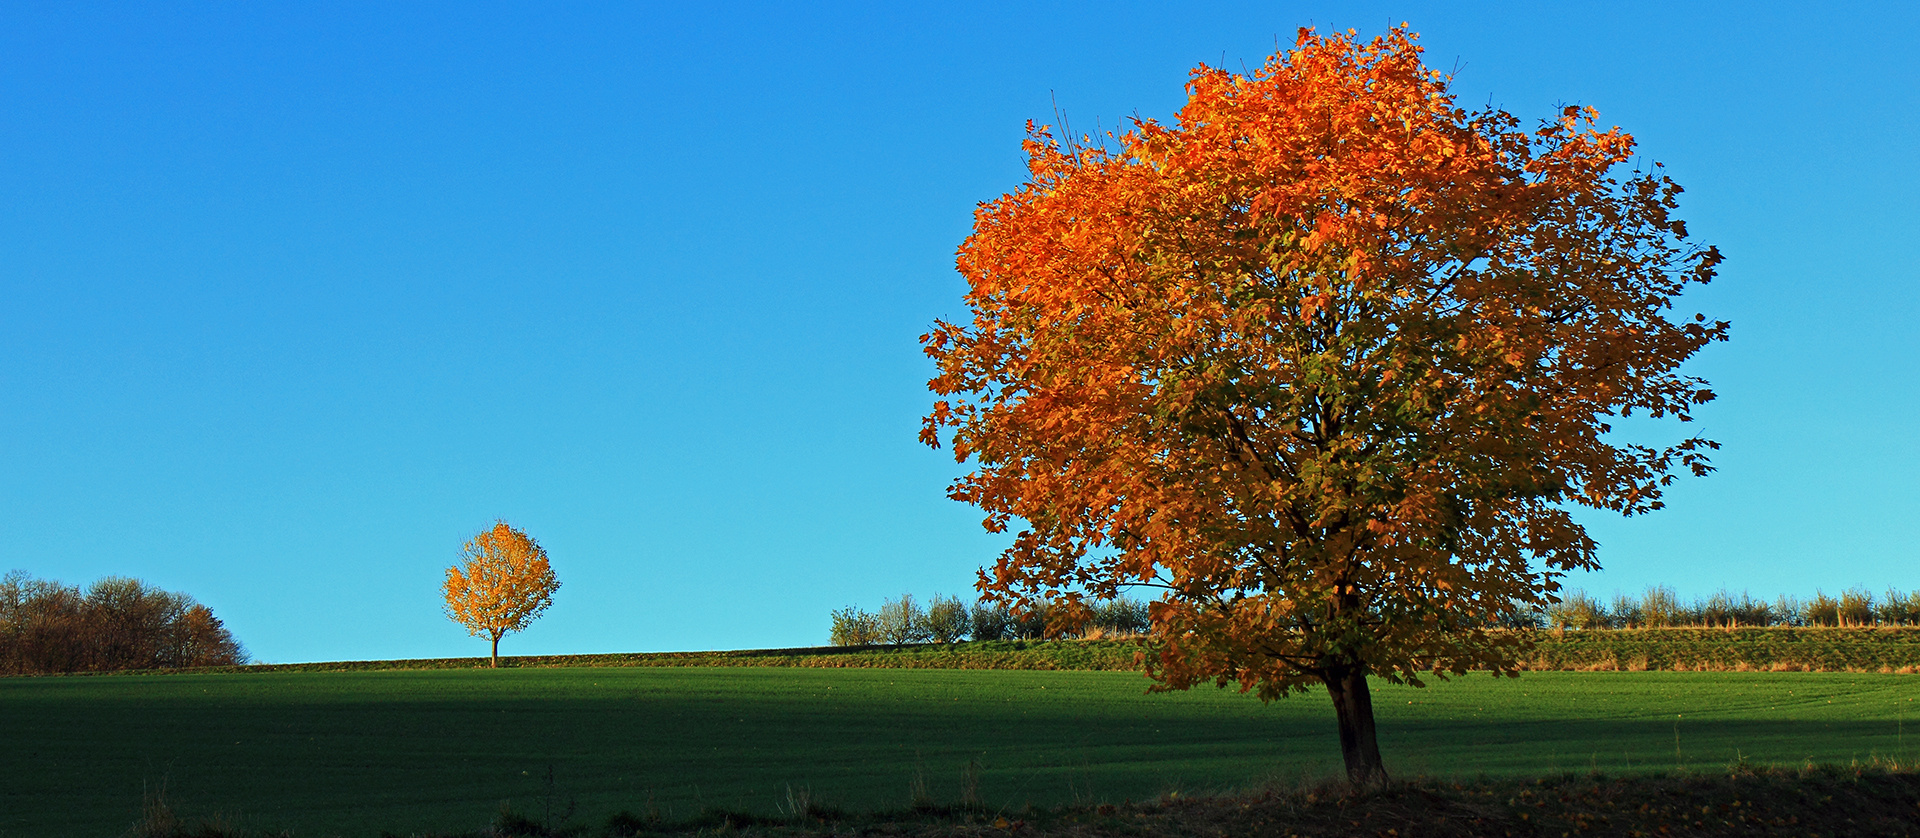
[[829, 595, 1149, 646], [1545, 586, 1920, 628], [834, 587, 1920, 651]]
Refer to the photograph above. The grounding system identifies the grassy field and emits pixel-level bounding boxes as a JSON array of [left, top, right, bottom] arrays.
[[3, 667, 1916, 837]]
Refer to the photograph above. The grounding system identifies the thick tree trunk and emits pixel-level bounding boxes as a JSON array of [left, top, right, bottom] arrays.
[[1323, 666, 1388, 787], [490, 634, 500, 668]]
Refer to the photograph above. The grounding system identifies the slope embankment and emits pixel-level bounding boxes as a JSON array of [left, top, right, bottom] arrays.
[[83, 627, 1920, 676]]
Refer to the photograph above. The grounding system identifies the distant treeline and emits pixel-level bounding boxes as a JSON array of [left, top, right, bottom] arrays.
[[837, 586, 1920, 647], [1543, 586, 1920, 629], [0, 571, 248, 675], [829, 594, 1150, 646]]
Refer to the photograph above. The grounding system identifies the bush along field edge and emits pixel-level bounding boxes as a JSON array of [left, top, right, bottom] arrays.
[[832, 586, 1920, 644]]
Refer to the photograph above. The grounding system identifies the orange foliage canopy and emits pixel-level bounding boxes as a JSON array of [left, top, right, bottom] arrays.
[[922, 26, 1726, 782], [442, 521, 561, 667]]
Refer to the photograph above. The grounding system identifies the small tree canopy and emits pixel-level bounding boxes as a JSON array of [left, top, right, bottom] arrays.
[[922, 26, 1725, 784], [442, 521, 560, 667]]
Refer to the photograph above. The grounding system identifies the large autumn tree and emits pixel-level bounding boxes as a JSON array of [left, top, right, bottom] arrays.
[[443, 521, 561, 667], [922, 26, 1726, 785]]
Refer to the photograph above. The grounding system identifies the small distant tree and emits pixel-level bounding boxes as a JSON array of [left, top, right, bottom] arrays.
[[442, 521, 560, 667], [1878, 590, 1920, 626], [876, 594, 932, 644], [1089, 598, 1151, 636], [1009, 602, 1051, 640], [829, 606, 882, 646], [925, 594, 972, 643], [969, 600, 1011, 641], [1838, 588, 1876, 626], [1547, 592, 1608, 630], [1610, 594, 1646, 628]]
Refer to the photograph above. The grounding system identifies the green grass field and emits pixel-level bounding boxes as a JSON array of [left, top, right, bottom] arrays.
[[3, 667, 1915, 837]]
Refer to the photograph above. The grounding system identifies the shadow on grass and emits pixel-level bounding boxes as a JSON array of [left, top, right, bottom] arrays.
[[131, 763, 1920, 837], [8, 669, 1909, 835], [1384, 717, 1920, 777]]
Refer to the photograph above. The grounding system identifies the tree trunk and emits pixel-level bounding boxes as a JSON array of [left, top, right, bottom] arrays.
[[1323, 666, 1388, 787], [490, 633, 500, 668]]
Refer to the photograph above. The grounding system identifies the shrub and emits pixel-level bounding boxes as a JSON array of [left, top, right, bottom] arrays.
[[828, 606, 881, 646], [1547, 591, 1608, 629], [1839, 588, 1876, 626], [1640, 586, 1683, 628], [1495, 603, 1547, 630], [1088, 598, 1151, 635], [1608, 593, 1644, 628], [1877, 589, 1920, 626], [1697, 591, 1732, 627], [924, 595, 970, 644], [1726, 591, 1776, 627], [1774, 595, 1806, 627], [876, 594, 931, 645], [969, 601, 1011, 641], [1052, 601, 1094, 637], [1803, 591, 1841, 627], [1010, 602, 1051, 640]]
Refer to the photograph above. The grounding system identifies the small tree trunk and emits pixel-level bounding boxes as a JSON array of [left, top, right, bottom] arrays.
[[1323, 666, 1388, 787], [490, 633, 500, 668]]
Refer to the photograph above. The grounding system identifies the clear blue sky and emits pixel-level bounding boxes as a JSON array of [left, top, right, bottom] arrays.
[[2, 2, 1913, 664]]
